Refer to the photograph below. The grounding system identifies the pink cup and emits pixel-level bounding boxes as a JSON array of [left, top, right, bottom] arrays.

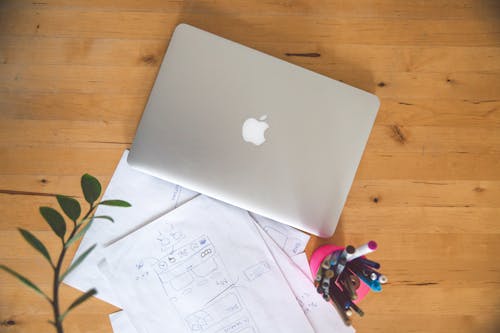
[[309, 244, 370, 304]]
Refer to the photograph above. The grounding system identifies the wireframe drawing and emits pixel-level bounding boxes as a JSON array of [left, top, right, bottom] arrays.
[[262, 225, 303, 255], [295, 292, 319, 314], [136, 232, 260, 333], [186, 292, 255, 332], [243, 261, 270, 281]]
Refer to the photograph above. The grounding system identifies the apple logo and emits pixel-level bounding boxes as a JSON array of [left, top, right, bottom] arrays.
[[242, 115, 269, 146]]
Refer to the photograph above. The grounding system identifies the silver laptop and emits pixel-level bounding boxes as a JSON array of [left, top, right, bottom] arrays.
[[128, 23, 379, 237]]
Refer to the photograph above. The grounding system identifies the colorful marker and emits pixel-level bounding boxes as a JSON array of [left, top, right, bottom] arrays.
[[334, 246, 354, 277], [347, 241, 378, 262], [329, 283, 350, 310], [321, 254, 332, 270], [349, 267, 382, 292], [331, 297, 351, 326], [329, 250, 341, 266], [348, 300, 364, 317], [321, 277, 330, 290], [350, 261, 381, 282], [324, 269, 335, 279], [343, 246, 356, 259], [315, 268, 323, 282], [355, 257, 380, 269], [340, 272, 358, 300], [343, 245, 356, 261], [334, 256, 347, 277], [349, 272, 361, 289], [316, 285, 324, 294]]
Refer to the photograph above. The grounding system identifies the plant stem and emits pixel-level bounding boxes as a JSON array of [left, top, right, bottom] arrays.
[[52, 229, 76, 333], [51, 204, 94, 333]]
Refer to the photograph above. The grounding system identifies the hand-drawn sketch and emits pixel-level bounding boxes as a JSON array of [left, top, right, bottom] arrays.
[[243, 261, 271, 281], [250, 212, 311, 257], [263, 226, 304, 256], [153, 236, 224, 300], [137, 233, 259, 333], [155, 224, 186, 253], [295, 292, 319, 315], [171, 184, 190, 208], [215, 316, 256, 333], [185, 292, 254, 332]]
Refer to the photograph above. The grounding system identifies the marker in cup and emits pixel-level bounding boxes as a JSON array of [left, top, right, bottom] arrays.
[[347, 241, 378, 262]]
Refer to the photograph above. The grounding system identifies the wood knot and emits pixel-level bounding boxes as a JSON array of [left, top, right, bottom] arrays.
[[377, 82, 386, 87], [390, 124, 406, 144], [40, 178, 48, 184], [1, 320, 16, 326], [372, 197, 379, 203], [473, 187, 485, 192], [141, 54, 157, 65], [36, 24, 40, 30]]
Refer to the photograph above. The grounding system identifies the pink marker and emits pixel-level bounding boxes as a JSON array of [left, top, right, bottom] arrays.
[[347, 241, 377, 262]]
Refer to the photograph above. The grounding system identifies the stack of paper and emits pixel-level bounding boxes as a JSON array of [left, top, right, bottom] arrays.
[[65, 150, 354, 333]]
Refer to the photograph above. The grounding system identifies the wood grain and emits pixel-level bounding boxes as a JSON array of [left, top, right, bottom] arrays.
[[0, 1, 499, 333]]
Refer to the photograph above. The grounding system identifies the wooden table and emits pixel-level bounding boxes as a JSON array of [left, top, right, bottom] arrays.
[[1, 1, 499, 332]]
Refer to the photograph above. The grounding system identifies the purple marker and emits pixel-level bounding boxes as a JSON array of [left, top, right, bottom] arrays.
[[347, 241, 378, 262]]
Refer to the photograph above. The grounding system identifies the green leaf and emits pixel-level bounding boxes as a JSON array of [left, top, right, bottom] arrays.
[[99, 199, 131, 207], [39, 207, 66, 240], [56, 195, 81, 222], [60, 244, 96, 282], [93, 215, 114, 223], [0, 265, 50, 302], [18, 228, 53, 266], [59, 288, 97, 321], [81, 174, 101, 205], [65, 218, 95, 248]]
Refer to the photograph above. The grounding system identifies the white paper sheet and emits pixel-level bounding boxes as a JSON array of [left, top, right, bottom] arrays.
[[250, 213, 311, 257], [106, 208, 348, 333], [291, 253, 312, 279], [64, 150, 198, 306], [108, 222, 314, 333], [107, 242, 346, 333], [109, 311, 137, 333], [109, 247, 352, 333], [254, 222, 355, 333], [101, 195, 314, 333]]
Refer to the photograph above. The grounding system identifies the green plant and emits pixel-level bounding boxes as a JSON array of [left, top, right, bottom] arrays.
[[0, 174, 131, 333]]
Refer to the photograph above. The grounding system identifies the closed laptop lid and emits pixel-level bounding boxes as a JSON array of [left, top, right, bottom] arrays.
[[128, 23, 379, 237]]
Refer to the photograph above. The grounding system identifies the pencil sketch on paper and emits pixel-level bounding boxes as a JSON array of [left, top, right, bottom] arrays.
[[243, 261, 271, 281], [186, 292, 256, 333], [261, 225, 304, 256], [295, 292, 319, 315], [135, 231, 259, 333]]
